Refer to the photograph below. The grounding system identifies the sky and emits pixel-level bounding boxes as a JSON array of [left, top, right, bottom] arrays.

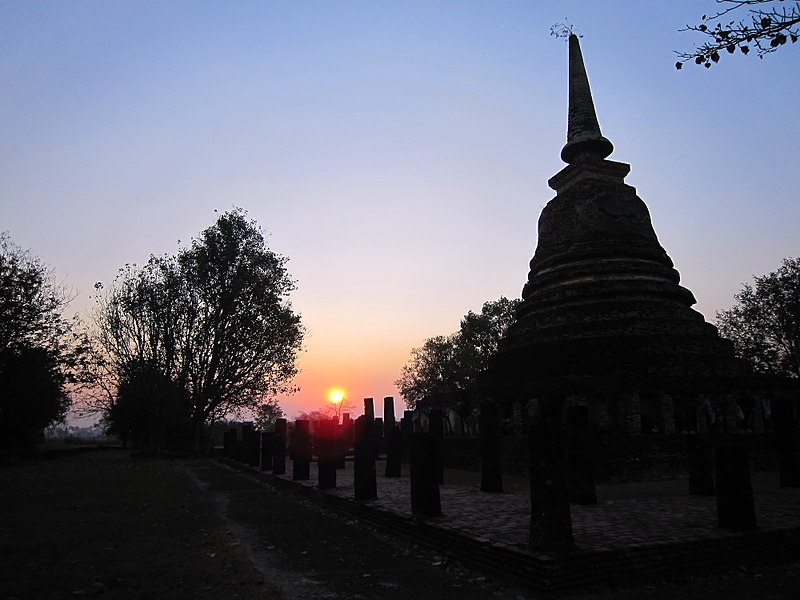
[[2, 1, 799, 421]]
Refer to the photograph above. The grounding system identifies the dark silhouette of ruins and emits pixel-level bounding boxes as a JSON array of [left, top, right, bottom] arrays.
[[492, 34, 793, 438]]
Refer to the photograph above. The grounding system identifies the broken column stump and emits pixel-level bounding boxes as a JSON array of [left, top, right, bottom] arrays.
[[334, 420, 346, 469], [383, 396, 396, 445], [292, 420, 311, 481], [317, 419, 337, 489], [428, 408, 445, 484], [401, 410, 414, 462], [354, 415, 377, 500], [410, 432, 441, 518], [715, 442, 757, 530], [364, 397, 375, 420], [342, 413, 354, 452], [480, 402, 503, 493]]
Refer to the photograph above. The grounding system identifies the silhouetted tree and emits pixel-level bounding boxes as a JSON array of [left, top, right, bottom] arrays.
[[253, 397, 284, 430], [395, 297, 521, 410], [0, 233, 87, 451], [676, 1, 799, 69], [295, 409, 331, 422], [93, 209, 303, 451], [716, 257, 800, 378]]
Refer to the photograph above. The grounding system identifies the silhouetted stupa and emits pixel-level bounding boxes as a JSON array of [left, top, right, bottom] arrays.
[[494, 35, 752, 434]]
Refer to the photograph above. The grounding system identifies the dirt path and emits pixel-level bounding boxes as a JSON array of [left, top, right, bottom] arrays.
[[0, 450, 280, 600], [188, 459, 528, 599]]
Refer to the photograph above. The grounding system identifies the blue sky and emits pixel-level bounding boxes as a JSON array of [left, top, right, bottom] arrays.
[[2, 1, 798, 418]]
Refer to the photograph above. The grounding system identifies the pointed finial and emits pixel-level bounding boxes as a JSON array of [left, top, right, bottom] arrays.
[[560, 34, 613, 164]]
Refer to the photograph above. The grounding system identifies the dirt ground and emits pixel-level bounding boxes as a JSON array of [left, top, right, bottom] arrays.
[[0, 450, 279, 600], [1, 450, 799, 599]]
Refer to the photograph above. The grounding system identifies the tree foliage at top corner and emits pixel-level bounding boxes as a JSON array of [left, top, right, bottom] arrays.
[[716, 257, 800, 379], [0, 233, 87, 449], [676, 0, 799, 69], [395, 296, 521, 411], [92, 209, 304, 450]]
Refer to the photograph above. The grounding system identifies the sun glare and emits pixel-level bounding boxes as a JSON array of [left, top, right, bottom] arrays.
[[328, 388, 346, 404]]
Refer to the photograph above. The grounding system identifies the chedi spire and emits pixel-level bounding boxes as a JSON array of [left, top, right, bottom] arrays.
[[560, 34, 613, 164]]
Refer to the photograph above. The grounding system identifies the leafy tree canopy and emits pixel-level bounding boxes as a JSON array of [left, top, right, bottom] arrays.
[[395, 296, 521, 411], [253, 397, 285, 431], [0, 233, 87, 450], [677, 0, 799, 69], [92, 209, 303, 450], [716, 257, 800, 378]]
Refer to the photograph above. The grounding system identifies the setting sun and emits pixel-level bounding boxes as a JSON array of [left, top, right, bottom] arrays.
[[327, 388, 346, 404]]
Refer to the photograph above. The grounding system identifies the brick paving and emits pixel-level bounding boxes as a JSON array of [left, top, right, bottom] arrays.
[[269, 458, 800, 555]]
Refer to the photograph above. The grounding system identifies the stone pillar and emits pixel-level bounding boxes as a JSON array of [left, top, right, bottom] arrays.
[[428, 408, 445, 484], [354, 415, 377, 500], [685, 434, 715, 495], [566, 404, 596, 505], [401, 410, 414, 462], [384, 396, 396, 442], [480, 402, 503, 493], [364, 397, 375, 420], [529, 397, 574, 550], [317, 419, 337, 489], [385, 427, 402, 477], [773, 393, 800, 487], [292, 420, 311, 481], [334, 420, 346, 469], [259, 431, 274, 472], [272, 418, 287, 475], [410, 433, 441, 518]]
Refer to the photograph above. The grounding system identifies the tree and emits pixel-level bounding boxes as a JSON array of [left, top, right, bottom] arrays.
[[676, 1, 800, 69], [0, 233, 87, 451], [395, 297, 521, 410], [716, 257, 800, 378], [93, 209, 304, 451], [253, 397, 284, 431], [295, 409, 332, 422]]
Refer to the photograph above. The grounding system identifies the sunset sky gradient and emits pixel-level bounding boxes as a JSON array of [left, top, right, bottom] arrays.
[[2, 1, 799, 420]]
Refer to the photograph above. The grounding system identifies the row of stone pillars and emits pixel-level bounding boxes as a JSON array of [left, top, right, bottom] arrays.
[[527, 396, 800, 549], [223, 394, 799, 551], [222, 397, 445, 516]]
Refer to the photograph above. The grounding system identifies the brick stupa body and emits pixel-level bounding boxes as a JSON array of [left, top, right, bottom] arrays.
[[493, 35, 755, 434]]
